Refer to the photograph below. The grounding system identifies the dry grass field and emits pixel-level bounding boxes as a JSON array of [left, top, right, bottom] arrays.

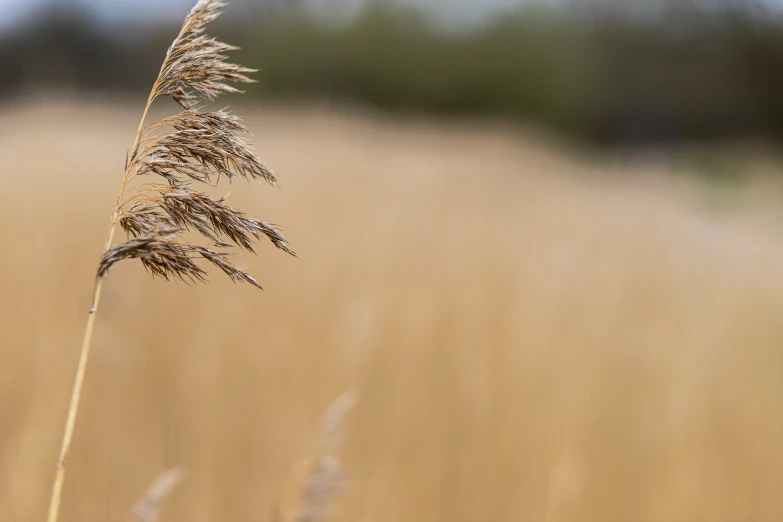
[[2, 98, 783, 522]]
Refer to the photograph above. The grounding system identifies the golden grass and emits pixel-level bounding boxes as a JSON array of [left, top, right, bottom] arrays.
[[46, 4, 296, 520], [2, 99, 783, 522]]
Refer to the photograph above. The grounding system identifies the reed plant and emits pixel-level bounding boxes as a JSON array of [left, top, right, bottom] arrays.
[[47, 2, 297, 521], [127, 393, 355, 522]]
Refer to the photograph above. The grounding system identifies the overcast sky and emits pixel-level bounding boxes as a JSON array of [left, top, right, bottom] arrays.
[[0, 0, 527, 31], [0, 0, 780, 31]]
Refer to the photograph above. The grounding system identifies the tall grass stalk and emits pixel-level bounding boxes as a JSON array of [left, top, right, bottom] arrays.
[[46, 2, 295, 521]]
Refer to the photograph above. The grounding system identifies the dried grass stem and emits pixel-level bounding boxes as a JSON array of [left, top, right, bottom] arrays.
[[46, 2, 292, 521]]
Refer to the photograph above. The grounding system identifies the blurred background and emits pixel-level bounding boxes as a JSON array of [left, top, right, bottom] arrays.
[[3, 0, 783, 521], [7, 0, 783, 146]]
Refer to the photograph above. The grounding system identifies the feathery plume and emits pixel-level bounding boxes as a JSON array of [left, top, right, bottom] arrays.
[[132, 468, 186, 522], [156, 0, 256, 109], [287, 392, 358, 522], [139, 110, 278, 186], [47, 4, 295, 522], [98, 0, 295, 286]]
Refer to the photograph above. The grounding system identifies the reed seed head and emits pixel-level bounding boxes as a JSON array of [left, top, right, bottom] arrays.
[[158, 1, 256, 109], [99, 0, 294, 288], [288, 392, 358, 522], [132, 468, 186, 522]]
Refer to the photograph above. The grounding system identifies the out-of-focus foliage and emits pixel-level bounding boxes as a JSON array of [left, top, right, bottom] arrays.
[[3, 1, 783, 146]]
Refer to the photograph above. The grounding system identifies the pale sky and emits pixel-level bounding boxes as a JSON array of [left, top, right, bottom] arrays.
[[0, 0, 780, 32], [0, 0, 526, 31]]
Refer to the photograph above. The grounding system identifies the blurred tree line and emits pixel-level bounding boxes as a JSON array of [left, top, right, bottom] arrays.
[[3, 0, 783, 147]]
